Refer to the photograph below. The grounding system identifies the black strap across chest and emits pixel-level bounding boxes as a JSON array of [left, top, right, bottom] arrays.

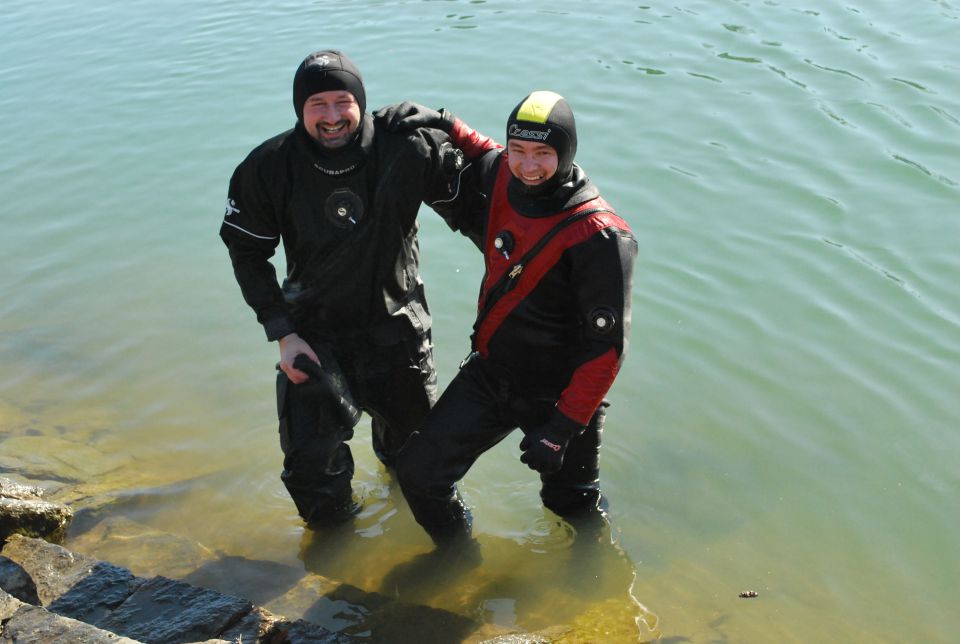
[[472, 207, 612, 344]]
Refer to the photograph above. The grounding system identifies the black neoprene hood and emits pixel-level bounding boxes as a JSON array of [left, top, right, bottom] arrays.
[[293, 50, 366, 121], [506, 90, 578, 182]]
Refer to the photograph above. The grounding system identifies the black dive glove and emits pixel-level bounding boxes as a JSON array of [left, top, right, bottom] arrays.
[[519, 410, 585, 474], [375, 101, 454, 133], [292, 354, 362, 427]]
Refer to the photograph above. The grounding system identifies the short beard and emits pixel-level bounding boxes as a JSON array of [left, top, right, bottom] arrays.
[[312, 122, 354, 149]]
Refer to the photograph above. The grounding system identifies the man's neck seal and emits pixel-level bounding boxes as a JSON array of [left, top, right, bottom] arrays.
[[507, 164, 599, 218], [295, 113, 374, 176]]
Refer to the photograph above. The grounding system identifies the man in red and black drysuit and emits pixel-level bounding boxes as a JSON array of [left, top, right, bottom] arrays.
[[219, 50, 495, 527], [378, 91, 637, 545]]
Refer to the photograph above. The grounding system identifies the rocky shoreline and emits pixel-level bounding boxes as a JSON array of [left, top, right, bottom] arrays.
[[0, 476, 554, 643], [1, 532, 355, 643]]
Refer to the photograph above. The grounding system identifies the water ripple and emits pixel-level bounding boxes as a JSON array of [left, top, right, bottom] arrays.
[[930, 105, 960, 127], [821, 237, 960, 327], [891, 152, 958, 187], [768, 65, 809, 88], [805, 59, 867, 82], [892, 77, 931, 92]]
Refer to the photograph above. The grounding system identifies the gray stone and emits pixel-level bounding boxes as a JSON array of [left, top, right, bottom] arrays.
[[1, 587, 24, 621], [263, 618, 356, 643], [49, 561, 145, 625], [0, 479, 45, 501], [1, 602, 141, 643], [0, 477, 73, 544], [0, 556, 40, 605], [218, 605, 282, 643], [99, 575, 253, 644], [0, 534, 100, 606]]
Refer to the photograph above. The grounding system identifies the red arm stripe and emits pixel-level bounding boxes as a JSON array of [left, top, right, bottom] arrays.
[[557, 347, 621, 425], [450, 118, 502, 159]]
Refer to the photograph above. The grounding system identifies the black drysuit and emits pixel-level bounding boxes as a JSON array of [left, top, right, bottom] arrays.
[[220, 115, 462, 523]]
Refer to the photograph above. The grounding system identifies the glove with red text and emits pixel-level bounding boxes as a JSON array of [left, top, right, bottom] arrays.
[[519, 410, 585, 474]]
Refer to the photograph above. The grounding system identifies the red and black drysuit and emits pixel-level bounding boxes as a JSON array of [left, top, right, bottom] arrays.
[[397, 147, 638, 543]]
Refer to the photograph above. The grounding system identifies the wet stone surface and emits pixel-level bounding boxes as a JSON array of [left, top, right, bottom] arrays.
[[2, 600, 141, 643], [0, 535, 356, 643], [98, 575, 254, 643], [0, 477, 73, 544]]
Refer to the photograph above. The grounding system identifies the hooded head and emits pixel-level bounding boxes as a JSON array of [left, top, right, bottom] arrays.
[[292, 50, 366, 122], [505, 91, 577, 192]]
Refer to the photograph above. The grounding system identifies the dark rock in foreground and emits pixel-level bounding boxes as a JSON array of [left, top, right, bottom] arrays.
[[2, 593, 140, 643], [0, 534, 353, 643]]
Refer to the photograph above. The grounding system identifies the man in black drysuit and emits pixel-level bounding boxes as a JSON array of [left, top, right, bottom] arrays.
[[377, 92, 637, 545], [219, 50, 496, 526]]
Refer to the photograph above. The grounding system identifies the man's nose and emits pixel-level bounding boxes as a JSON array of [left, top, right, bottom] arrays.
[[318, 105, 340, 122]]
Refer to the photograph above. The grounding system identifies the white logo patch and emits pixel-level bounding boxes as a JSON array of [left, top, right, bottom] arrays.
[[508, 124, 551, 141], [224, 198, 240, 217]]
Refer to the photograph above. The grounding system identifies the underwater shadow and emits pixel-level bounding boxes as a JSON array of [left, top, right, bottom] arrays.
[[181, 554, 306, 607]]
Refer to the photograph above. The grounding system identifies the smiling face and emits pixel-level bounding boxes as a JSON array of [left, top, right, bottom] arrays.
[[506, 139, 560, 186], [302, 90, 361, 149]]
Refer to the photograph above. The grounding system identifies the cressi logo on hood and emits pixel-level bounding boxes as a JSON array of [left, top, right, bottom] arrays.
[[508, 124, 552, 141]]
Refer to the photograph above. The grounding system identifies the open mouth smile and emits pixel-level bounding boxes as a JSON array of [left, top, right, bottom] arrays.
[[321, 122, 347, 134]]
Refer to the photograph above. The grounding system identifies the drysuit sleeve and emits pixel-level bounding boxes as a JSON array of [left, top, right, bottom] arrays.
[[555, 227, 638, 425], [427, 148, 501, 251], [218, 157, 295, 342], [447, 116, 502, 161]]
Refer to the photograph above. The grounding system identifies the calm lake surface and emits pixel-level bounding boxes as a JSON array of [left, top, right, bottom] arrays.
[[2, 1, 958, 642]]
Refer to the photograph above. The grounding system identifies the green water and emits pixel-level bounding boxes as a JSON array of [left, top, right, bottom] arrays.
[[2, 1, 958, 642]]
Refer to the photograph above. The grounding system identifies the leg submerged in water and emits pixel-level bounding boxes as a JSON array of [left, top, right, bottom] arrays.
[[396, 430, 475, 546], [540, 403, 606, 519], [395, 360, 514, 545], [276, 367, 361, 525]]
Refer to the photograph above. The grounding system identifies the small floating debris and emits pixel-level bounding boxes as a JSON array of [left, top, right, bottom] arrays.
[[739, 590, 759, 598]]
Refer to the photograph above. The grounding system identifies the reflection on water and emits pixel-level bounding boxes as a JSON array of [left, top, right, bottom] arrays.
[[292, 510, 656, 642]]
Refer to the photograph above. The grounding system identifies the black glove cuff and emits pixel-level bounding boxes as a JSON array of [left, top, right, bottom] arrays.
[[549, 408, 586, 438], [438, 108, 456, 133]]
